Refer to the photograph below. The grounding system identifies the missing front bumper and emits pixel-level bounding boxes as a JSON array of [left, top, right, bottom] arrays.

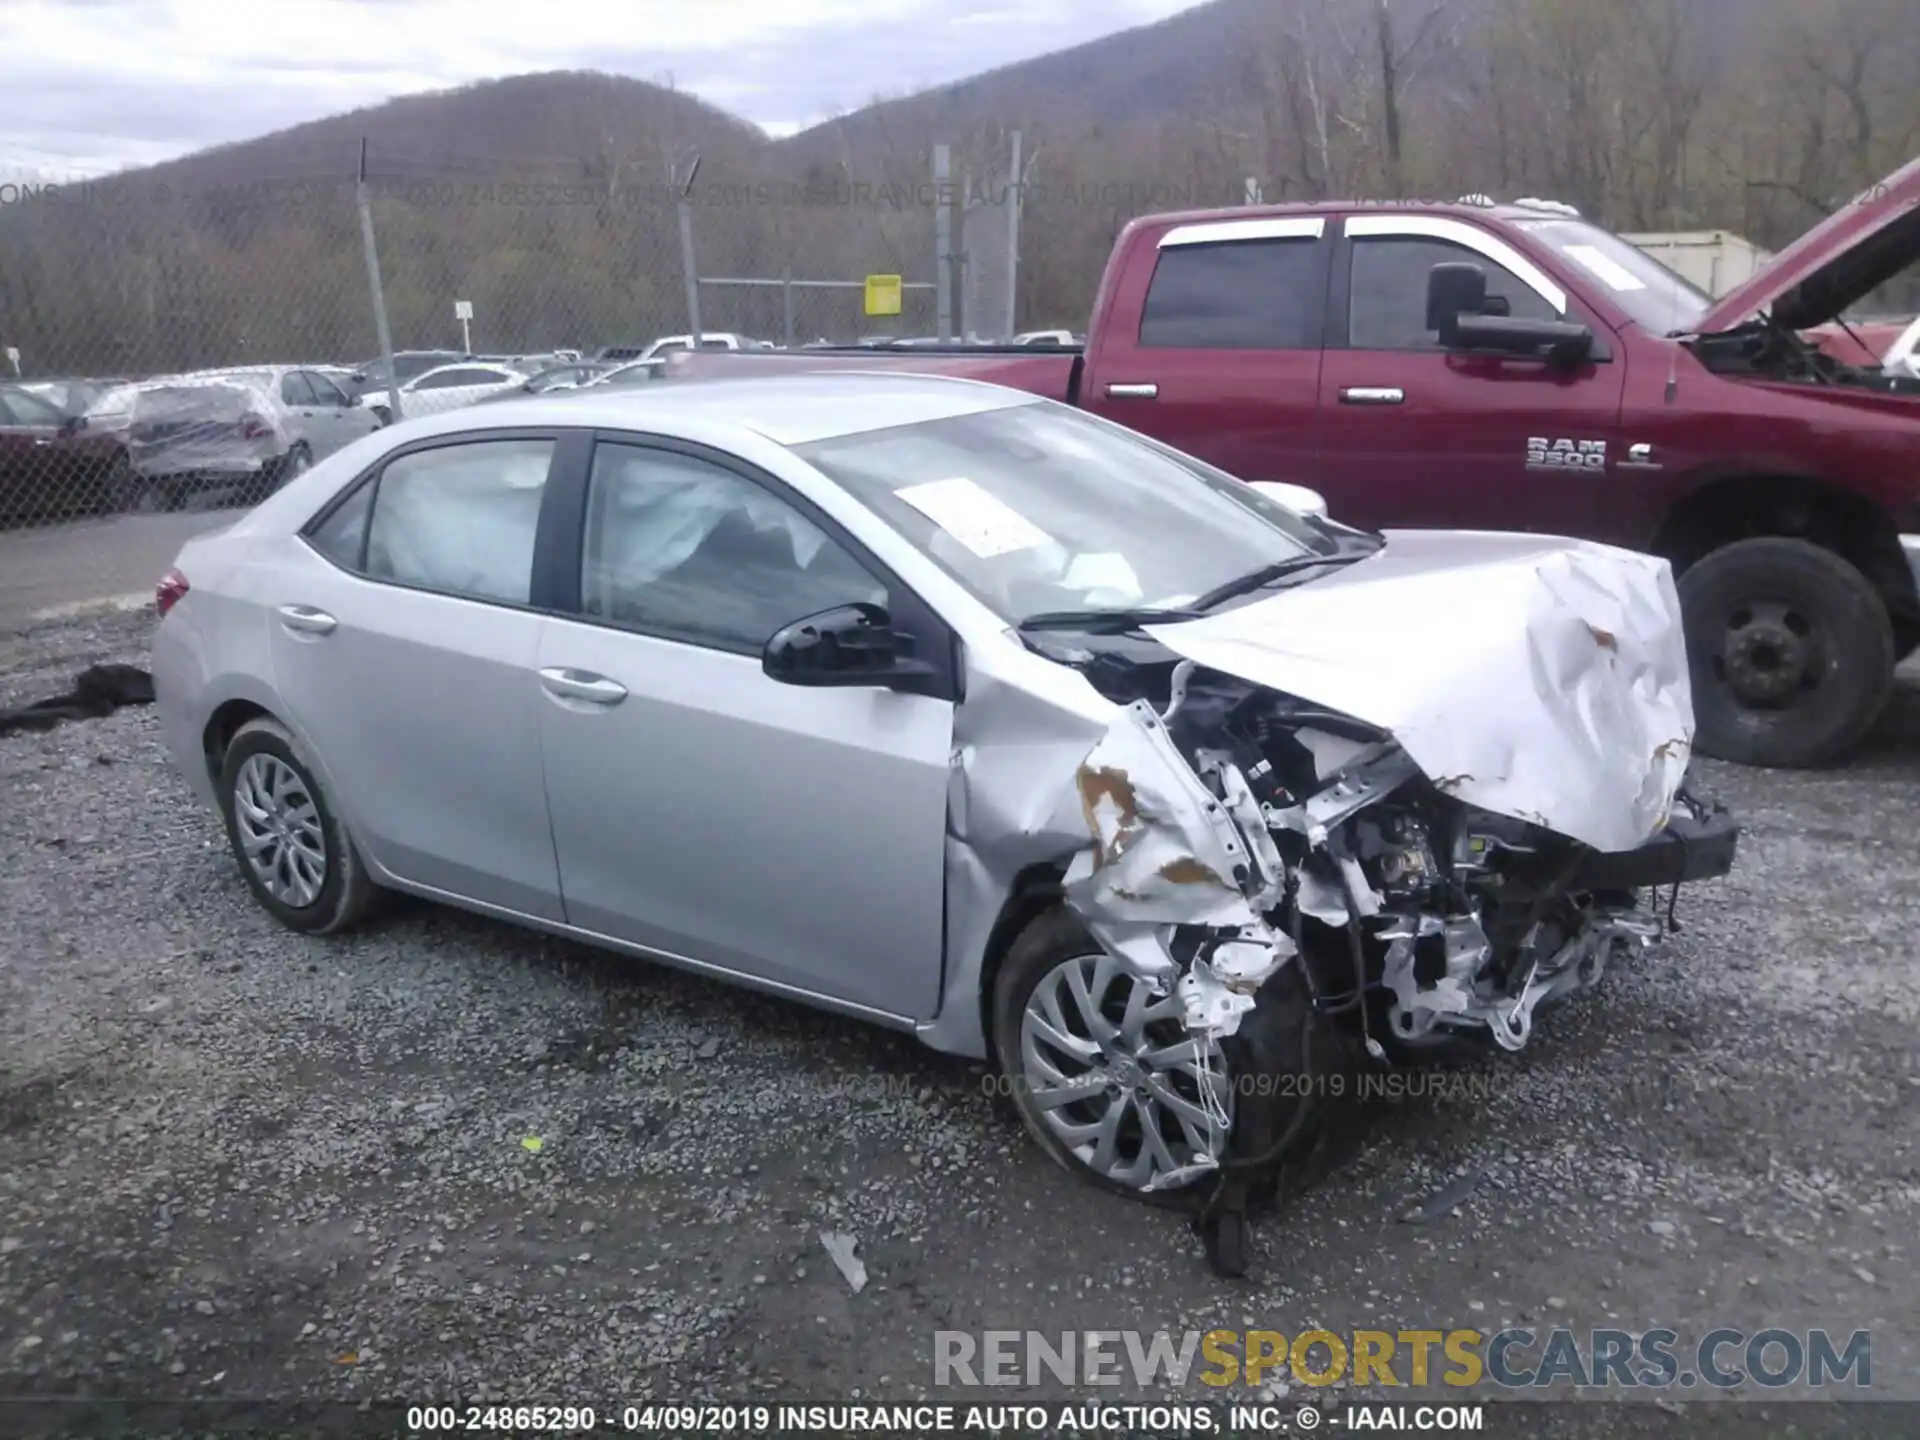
[[1562, 796, 1740, 893]]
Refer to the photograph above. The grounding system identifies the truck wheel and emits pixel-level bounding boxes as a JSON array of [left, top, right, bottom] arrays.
[[1678, 537, 1893, 768]]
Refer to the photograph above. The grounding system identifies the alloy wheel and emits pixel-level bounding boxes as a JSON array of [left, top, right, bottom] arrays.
[[1017, 951, 1233, 1189], [231, 753, 328, 908]]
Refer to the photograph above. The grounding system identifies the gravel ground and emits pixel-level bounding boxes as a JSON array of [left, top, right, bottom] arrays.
[[2, 608, 1916, 1437]]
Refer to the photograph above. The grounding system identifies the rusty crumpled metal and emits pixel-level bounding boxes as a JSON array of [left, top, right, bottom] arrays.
[[1056, 700, 1297, 1038]]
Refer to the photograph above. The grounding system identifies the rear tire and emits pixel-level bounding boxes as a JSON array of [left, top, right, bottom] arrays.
[[218, 717, 380, 935], [123, 475, 178, 514], [99, 452, 134, 515], [1678, 537, 1893, 768], [264, 444, 311, 501]]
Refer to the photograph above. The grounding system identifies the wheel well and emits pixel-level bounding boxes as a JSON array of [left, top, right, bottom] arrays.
[[1650, 476, 1920, 652], [202, 700, 271, 784], [975, 862, 1066, 1065]]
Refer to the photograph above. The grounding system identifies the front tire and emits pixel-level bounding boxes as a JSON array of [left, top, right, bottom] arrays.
[[990, 909, 1322, 1203], [218, 717, 379, 935], [1678, 537, 1894, 768], [992, 910, 1231, 1200]]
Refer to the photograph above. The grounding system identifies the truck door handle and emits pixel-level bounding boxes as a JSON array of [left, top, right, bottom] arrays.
[[275, 604, 337, 636], [1105, 383, 1159, 400], [538, 667, 627, 706], [1340, 386, 1405, 405]]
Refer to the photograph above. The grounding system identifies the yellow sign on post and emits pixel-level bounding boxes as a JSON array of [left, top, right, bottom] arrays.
[[863, 274, 903, 317]]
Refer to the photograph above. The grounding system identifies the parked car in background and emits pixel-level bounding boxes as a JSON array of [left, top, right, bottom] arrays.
[[361, 361, 530, 420], [592, 334, 767, 364], [576, 359, 664, 388], [1882, 315, 1920, 381], [491, 352, 579, 374], [670, 156, 1920, 772], [473, 363, 615, 404], [0, 381, 133, 523], [124, 367, 381, 512], [1805, 317, 1912, 367], [16, 376, 133, 418], [1013, 329, 1080, 346], [80, 381, 144, 439], [343, 350, 467, 402], [311, 364, 362, 394]]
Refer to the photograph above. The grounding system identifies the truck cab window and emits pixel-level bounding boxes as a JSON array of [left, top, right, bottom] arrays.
[[1140, 239, 1323, 349], [1350, 237, 1559, 351]]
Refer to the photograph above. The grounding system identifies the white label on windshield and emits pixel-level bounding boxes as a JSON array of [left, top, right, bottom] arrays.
[[1563, 244, 1647, 292], [895, 477, 1053, 558]]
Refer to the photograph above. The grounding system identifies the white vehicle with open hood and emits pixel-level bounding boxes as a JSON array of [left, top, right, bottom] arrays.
[[148, 374, 1739, 1276], [1884, 313, 1920, 382]]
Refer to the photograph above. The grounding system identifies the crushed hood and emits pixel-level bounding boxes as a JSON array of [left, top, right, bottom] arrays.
[[1698, 156, 1920, 334], [1142, 530, 1692, 854]]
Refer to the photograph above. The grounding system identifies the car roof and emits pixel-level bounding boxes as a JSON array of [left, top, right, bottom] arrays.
[[384, 371, 1041, 447], [413, 360, 523, 379]]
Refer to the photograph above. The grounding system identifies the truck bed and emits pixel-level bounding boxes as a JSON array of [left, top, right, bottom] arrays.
[[662, 345, 1083, 404]]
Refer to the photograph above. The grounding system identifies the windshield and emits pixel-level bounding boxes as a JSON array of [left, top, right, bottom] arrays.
[[795, 402, 1346, 626], [1512, 218, 1713, 335], [189, 369, 273, 394], [85, 384, 139, 417], [133, 384, 257, 422], [598, 363, 659, 386]]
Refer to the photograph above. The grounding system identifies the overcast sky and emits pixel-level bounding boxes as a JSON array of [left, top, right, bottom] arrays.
[[0, 0, 1208, 180]]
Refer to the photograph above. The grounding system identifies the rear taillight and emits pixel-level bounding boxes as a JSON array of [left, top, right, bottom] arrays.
[[240, 413, 272, 439], [155, 567, 189, 617]]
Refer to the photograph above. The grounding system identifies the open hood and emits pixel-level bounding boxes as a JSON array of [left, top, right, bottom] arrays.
[[1698, 156, 1920, 334], [1141, 530, 1693, 855]]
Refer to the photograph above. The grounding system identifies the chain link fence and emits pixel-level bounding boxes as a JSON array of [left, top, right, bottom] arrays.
[[0, 141, 1028, 564], [2, 129, 1916, 612]]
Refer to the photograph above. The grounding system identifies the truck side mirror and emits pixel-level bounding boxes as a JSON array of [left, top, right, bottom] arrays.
[[1426, 262, 1491, 345], [1449, 314, 1597, 366]]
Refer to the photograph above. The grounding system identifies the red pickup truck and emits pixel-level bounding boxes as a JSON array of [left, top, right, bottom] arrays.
[[667, 159, 1920, 770]]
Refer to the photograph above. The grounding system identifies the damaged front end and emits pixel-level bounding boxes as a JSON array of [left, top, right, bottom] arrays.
[[986, 535, 1742, 1274], [1043, 664, 1736, 1269]]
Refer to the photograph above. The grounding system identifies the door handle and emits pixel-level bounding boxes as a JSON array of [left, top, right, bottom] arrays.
[[33, 437, 51, 446], [1339, 386, 1405, 405], [1105, 382, 1159, 400], [275, 604, 337, 635], [538, 667, 628, 706]]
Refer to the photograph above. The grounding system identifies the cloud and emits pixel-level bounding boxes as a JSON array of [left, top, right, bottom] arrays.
[[0, 0, 1209, 177]]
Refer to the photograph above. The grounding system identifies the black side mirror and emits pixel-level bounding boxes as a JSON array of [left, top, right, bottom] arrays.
[[1448, 313, 1596, 366], [762, 602, 934, 688], [1426, 261, 1489, 343], [58, 413, 85, 436]]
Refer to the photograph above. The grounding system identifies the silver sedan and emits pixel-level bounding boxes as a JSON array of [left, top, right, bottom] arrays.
[[150, 373, 1735, 1264]]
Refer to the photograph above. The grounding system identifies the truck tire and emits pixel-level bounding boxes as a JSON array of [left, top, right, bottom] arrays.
[[1678, 537, 1894, 768]]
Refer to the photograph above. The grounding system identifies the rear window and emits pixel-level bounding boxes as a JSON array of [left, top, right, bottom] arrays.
[[1139, 238, 1324, 349], [135, 386, 256, 420]]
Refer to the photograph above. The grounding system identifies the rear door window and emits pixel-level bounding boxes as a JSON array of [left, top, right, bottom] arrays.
[[1139, 238, 1325, 349]]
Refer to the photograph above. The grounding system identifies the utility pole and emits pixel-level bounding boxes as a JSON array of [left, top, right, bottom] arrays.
[[671, 150, 703, 343], [354, 137, 402, 420], [933, 144, 953, 340]]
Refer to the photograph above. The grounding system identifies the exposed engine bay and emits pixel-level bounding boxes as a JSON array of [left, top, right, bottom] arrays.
[[1690, 317, 1920, 396], [1037, 649, 1737, 1273]]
